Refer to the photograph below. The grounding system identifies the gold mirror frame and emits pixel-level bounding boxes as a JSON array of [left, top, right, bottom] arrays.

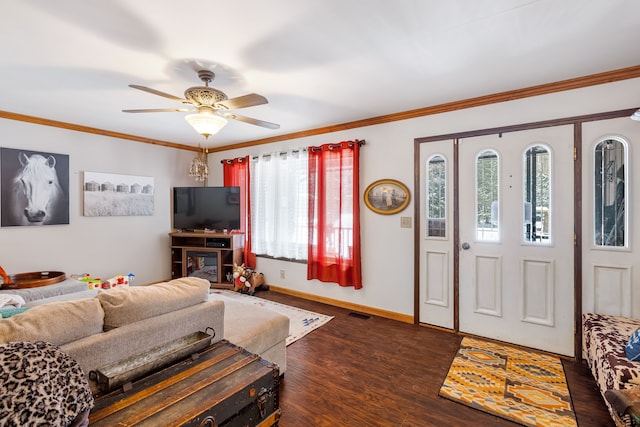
[[364, 179, 410, 215]]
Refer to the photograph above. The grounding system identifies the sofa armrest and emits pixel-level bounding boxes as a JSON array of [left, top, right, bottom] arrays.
[[218, 298, 289, 373]]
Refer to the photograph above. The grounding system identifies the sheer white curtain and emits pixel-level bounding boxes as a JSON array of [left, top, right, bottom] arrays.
[[250, 149, 308, 260]]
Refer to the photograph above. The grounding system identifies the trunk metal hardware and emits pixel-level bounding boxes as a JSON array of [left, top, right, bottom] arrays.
[[257, 387, 269, 418]]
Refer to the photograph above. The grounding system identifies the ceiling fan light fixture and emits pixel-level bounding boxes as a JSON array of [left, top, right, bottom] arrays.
[[631, 108, 640, 121], [125, 68, 279, 132], [185, 112, 228, 137]]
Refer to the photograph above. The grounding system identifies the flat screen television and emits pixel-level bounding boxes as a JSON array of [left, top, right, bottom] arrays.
[[172, 186, 241, 232]]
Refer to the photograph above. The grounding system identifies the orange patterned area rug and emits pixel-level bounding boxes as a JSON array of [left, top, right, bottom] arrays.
[[439, 337, 577, 427]]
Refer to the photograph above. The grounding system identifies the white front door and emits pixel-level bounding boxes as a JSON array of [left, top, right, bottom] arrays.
[[581, 117, 640, 318], [458, 125, 575, 356], [418, 140, 454, 328]]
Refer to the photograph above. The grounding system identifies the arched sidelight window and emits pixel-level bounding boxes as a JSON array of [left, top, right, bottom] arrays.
[[476, 149, 499, 241], [426, 155, 446, 237], [523, 145, 551, 244], [594, 138, 627, 247]]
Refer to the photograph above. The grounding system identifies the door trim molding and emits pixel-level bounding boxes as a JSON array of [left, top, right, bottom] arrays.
[[574, 123, 583, 360], [415, 108, 639, 144]]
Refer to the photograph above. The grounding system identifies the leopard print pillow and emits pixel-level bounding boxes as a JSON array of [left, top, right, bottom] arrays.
[[0, 341, 94, 426]]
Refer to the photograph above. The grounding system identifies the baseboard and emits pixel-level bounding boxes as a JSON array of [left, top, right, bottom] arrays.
[[268, 285, 414, 324]]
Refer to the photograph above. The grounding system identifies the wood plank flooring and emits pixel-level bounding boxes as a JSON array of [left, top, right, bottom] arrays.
[[258, 290, 614, 427]]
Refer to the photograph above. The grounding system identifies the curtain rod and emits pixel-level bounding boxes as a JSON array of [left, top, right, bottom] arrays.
[[222, 139, 365, 163], [222, 150, 305, 163], [309, 139, 366, 152]]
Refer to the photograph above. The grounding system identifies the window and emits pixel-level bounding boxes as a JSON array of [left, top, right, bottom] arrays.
[[594, 138, 627, 247], [426, 155, 446, 237], [523, 145, 551, 243], [246, 141, 362, 288], [476, 149, 500, 241], [250, 150, 309, 260]]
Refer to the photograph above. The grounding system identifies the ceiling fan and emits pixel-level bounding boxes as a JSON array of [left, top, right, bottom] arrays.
[[123, 69, 279, 137]]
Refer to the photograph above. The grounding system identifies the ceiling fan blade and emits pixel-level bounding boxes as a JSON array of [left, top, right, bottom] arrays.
[[223, 113, 280, 129], [122, 108, 193, 113], [129, 85, 188, 103], [216, 93, 267, 110]]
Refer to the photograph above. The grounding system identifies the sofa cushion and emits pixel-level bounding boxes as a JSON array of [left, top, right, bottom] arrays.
[[627, 328, 640, 361], [0, 298, 103, 346], [97, 277, 210, 330]]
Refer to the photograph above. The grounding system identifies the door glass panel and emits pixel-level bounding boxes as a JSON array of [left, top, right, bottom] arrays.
[[426, 155, 446, 237], [594, 138, 627, 247], [476, 150, 499, 241], [523, 145, 551, 243]]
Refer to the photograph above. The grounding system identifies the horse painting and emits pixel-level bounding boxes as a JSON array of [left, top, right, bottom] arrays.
[[1, 149, 69, 226]]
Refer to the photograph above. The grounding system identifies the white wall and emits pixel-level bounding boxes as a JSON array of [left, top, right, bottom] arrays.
[[209, 78, 640, 318], [0, 119, 197, 285], [1, 78, 638, 316]]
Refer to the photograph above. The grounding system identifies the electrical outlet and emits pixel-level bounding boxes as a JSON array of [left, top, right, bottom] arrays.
[[280, 270, 285, 279], [400, 217, 412, 228]]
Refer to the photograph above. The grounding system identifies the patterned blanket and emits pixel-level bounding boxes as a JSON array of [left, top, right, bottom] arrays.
[[0, 341, 94, 426], [583, 313, 640, 420]]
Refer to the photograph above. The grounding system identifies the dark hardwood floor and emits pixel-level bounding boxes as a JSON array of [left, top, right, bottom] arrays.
[[258, 290, 614, 427]]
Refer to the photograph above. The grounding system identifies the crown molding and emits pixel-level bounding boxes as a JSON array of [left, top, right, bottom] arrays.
[[1, 65, 639, 153], [209, 65, 640, 152], [0, 110, 201, 152]]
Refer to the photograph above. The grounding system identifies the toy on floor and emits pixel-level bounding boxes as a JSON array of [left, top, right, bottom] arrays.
[[232, 263, 267, 296], [72, 273, 134, 290], [101, 273, 134, 289], [71, 273, 103, 290]]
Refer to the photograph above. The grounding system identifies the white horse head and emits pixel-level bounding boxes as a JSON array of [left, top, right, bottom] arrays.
[[13, 153, 62, 224]]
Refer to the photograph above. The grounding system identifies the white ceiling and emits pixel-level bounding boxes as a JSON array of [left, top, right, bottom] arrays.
[[1, 0, 639, 149]]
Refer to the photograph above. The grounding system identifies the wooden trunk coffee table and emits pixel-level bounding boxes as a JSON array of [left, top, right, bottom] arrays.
[[90, 340, 281, 426]]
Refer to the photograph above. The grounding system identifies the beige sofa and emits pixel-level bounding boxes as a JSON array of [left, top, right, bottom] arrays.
[[0, 277, 289, 394]]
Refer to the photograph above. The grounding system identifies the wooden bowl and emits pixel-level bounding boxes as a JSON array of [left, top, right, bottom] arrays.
[[2, 271, 66, 289]]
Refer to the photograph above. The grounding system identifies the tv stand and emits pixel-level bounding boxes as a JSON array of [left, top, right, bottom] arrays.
[[170, 232, 244, 289]]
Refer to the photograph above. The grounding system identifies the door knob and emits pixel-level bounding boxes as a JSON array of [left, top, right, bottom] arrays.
[[461, 242, 471, 250]]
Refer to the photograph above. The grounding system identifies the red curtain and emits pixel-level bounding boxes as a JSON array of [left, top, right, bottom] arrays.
[[307, 140, 362, 289], [223, 156, 256, 268]]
